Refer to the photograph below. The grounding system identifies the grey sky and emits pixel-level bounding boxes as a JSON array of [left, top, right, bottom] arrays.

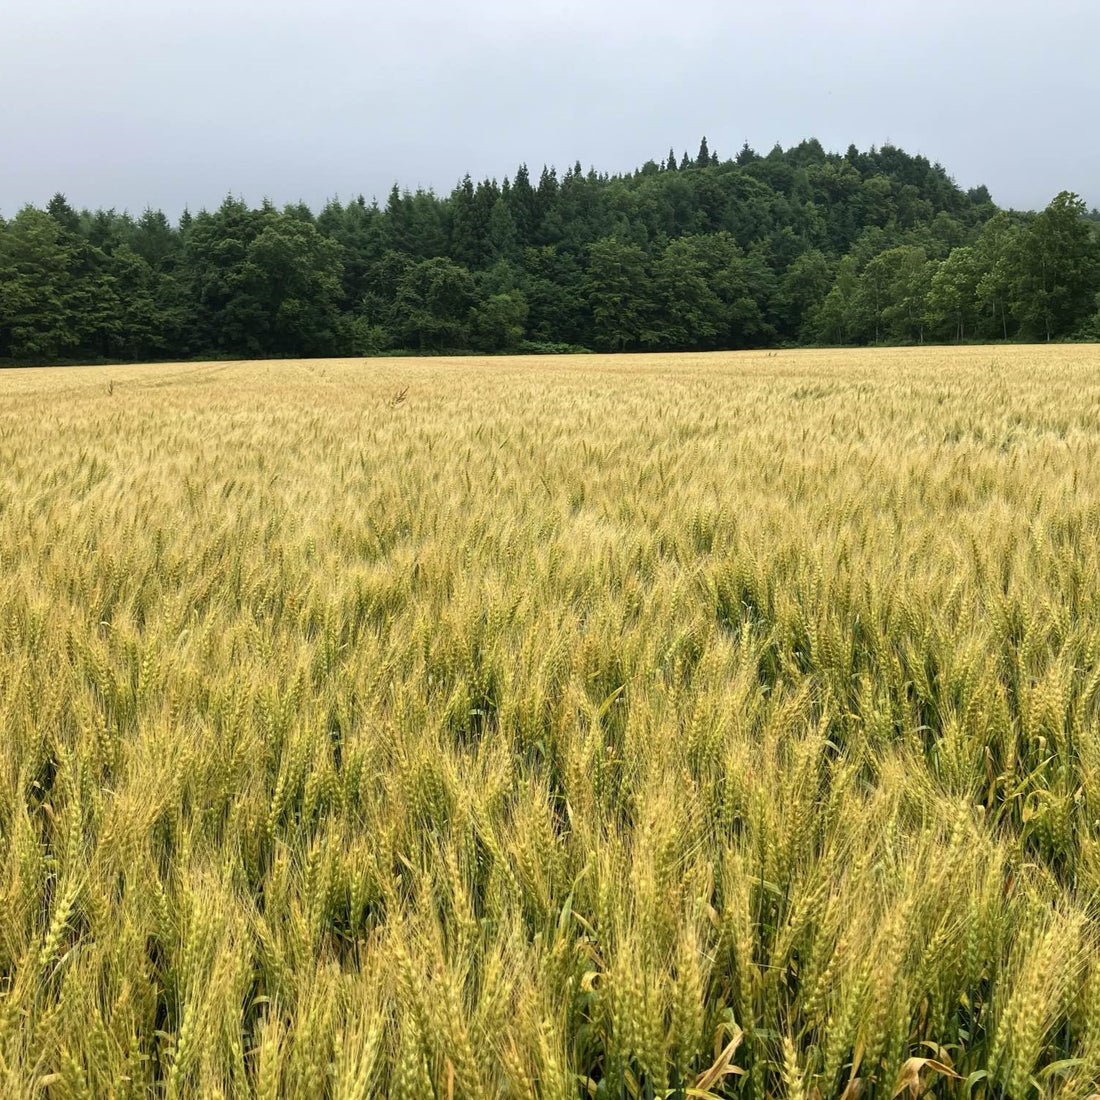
[[3, 0, 1097, 220]]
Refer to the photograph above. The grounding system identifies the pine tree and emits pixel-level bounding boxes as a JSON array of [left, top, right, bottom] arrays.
[[46, 193, 81, 233], [448, 175, 480, 268], [507, 164, 537, 247]]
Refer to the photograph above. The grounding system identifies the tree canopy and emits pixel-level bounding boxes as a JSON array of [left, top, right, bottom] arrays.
[[2, 141, 1098, 362]]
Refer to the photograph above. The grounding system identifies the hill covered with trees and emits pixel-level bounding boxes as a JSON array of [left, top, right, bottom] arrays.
[[1, 138, 1098, 363]]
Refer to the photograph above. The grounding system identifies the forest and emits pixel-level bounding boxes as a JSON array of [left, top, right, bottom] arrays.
[[1, 138, 1098, 363]]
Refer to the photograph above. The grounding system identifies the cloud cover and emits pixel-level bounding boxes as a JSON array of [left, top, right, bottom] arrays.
[[2, 0, 1097, 218]]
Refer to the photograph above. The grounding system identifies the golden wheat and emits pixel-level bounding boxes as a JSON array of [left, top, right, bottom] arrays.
[[1, 346, 1099, 1097]]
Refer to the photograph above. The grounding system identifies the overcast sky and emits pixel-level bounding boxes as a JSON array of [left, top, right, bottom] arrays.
[[3, 0, 1097, 220]]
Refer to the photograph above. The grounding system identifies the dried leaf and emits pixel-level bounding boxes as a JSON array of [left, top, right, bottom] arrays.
[[695, 1026, 744, 1091], [893, 1057, 962, 1098]]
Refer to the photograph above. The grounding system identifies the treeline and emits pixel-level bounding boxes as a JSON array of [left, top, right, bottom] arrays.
[[2, 138, 1099, 362]]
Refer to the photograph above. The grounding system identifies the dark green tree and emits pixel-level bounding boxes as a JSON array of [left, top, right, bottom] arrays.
[[241, 214, 345, 355], [928, 246, 981, 342], [814, 255, 861, 344], [520, 246, 586, 346], [736, 142, 759, 166], [392, 257, 476, 350], [0, 207, 81, 359], [470, 289, 528, 350], [646, 237, 724, 348], [46, 193, 81, 233], [487, 198, 519, 262], [1006, 192, 1100, 340], [179, 196, 270, 355], [450, 175, 492, 268], [878, 245, 935, 343], [778, 250, 832, 339], [974, 212, 1019, 340], [4, 138, 1097, 362], [507, 164, 538, 246], [583, 237, 651, 351]]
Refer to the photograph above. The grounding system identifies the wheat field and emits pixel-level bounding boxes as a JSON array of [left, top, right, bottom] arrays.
[[2, 347, 1100, 1098]]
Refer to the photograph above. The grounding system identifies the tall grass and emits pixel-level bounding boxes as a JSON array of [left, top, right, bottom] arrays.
[[1, 347, 1099, 1097]]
